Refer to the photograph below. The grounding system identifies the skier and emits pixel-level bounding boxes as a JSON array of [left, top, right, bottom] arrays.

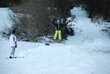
[[9, 29, 17, 58], [53, 20, 63, 42]]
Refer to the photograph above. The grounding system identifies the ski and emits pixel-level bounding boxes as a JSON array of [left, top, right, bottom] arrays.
[[6, 56, 24, 59]]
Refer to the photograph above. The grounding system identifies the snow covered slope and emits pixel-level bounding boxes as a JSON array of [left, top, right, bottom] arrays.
[[68, 7, 108, 44], [0, 7, 110, 74], [0, 8, 13, 32]]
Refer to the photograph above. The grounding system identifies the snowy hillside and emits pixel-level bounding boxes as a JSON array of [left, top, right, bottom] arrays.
[[0, 7, 110, 74], [0, 8, 13, 32]]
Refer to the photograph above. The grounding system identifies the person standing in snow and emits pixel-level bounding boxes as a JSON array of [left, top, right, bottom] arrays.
[[9, 29, 17, 58], [53, 20, 63, 42]]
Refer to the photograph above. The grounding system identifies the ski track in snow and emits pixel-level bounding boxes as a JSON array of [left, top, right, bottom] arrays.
[[0, 7, 110, 74]]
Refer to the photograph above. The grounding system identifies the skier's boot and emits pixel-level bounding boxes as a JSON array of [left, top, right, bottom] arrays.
[[58, 40, 61, 43], [9, 56, 13, 59]]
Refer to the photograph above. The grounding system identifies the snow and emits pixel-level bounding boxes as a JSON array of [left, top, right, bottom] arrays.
[[0, 7, 110, 74], [0, 8, 13, 32]]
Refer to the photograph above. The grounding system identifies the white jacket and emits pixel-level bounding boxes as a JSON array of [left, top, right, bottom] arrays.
[[9, 34, 17, 47]]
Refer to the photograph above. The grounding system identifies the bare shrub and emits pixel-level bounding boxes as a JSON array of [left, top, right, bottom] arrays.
[[10, 0, 54, 41]]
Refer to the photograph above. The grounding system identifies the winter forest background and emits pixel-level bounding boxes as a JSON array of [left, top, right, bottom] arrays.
[[1, 0, 110, 74], [0, 0, 110, 41]]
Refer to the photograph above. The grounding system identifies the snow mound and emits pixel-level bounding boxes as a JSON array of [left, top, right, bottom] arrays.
[[67, 7, 108, 45], [71, 7, 88, 18]]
